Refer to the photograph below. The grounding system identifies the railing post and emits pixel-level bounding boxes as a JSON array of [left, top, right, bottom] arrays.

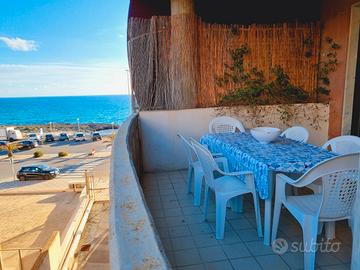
[[84, 170, 90, 196]]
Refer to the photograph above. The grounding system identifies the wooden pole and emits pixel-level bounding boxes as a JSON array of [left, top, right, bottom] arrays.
[[169, 0, 198, 109], [351, 154, 360, 269]]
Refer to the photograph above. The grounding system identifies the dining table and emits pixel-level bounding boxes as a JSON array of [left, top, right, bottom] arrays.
[[200, 132, 336, 245]]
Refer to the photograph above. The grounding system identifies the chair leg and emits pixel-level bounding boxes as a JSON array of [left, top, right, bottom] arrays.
[[203, 185, 210, 221], [325, 221, 336, 240], [271, 198, 282, 243], [252, 192, 263, 237], [348, 218, 353, 231], [222, 161, 229, 172], [187, 166, 193, 194], [215, 196, 227, 240], [317, 222, 324, 235], [193, 170, 203, 206], [302, 218, 318, 270], [231, 196, 243, 213]]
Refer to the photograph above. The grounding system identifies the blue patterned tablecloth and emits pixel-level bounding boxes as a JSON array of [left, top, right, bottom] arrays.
[[200, 133, 336, 199]]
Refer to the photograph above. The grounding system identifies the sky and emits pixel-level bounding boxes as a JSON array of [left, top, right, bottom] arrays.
[[0, 0, 130, 97]]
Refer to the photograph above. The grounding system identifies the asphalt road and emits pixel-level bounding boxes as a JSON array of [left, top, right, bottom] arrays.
[[1, 138, 109, 155], [0, 139, 111, 182]]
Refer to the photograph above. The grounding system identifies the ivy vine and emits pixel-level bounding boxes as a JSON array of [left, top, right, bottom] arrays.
[[215, 38, 340, 127], [315, 37, 341, 101], [215, 44, 310, 107]]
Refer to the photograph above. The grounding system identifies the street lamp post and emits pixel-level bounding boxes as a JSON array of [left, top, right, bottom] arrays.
[[77, 118, 80, 132], [9, 156, 15, 180]]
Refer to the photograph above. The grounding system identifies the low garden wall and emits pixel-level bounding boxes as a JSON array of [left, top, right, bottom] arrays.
[[109, 113, 169, 270], [139, 103, 329, 172]]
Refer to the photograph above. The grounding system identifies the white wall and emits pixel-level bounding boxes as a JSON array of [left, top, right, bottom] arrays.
[[139, 104, 330, 172]]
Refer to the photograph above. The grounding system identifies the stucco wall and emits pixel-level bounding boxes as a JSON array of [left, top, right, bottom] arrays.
[[139, 103, 330, 172]]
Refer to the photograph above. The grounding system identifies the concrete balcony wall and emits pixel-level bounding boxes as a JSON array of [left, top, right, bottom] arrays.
[[109, 113, 170, 270], [139, 104, 330, 172]]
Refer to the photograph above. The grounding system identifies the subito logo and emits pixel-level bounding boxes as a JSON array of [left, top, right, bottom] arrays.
[[272, 238, 288, 255]]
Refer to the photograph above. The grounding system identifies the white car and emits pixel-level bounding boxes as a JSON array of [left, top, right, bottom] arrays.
[[74, 133, 86, 142], [28, 133, 41, 142]]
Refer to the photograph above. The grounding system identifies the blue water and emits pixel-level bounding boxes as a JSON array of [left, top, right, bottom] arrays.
[[0, 95, 131, 125]]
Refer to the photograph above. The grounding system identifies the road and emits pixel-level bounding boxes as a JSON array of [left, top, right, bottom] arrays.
[[0, 139, 111, 182]]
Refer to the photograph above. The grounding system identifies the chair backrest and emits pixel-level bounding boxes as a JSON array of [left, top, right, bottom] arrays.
[[190, 138, 219, 188], [322, 135, 360, 155], [177, 133, 197, 165], [280, 126, 309, 143], [293, 153, 360, 220], [209, 116, 245, 134]]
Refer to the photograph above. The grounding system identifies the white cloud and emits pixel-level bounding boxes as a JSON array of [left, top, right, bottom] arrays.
[[0, 36, 38, 51], [0, 63, 129, 97]]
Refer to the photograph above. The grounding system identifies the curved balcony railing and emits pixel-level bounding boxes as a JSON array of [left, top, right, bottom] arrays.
[[109, 113, 170, 270]]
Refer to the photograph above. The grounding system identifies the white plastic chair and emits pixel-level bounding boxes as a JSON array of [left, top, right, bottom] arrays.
[[177, 133, 229, 206], [191, 138, 263, 240], [272, 153, 360, 270], [308, 135, 360, 194], [280, 126, 309, 143], [209, 116, 245, 134], [322, 135, 360, 154]]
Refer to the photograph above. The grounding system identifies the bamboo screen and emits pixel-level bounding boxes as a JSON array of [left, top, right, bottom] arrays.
[[128, 17, 171, 110], [128, 16, 321, 110]]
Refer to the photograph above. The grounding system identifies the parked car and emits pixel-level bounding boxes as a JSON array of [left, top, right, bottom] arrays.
[[74, 133, 86, 142], [19, 140, 38, 150], [59, 133, 69, 141], [17, 164, 60, 181], [92, 132, 102, 141], [45, 134, 55, 142], [28, 133, 40, 140], [28, 133, 41, 143]]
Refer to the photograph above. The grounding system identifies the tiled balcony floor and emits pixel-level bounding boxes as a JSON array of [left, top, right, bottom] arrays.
[[142, 171, 353, 270]]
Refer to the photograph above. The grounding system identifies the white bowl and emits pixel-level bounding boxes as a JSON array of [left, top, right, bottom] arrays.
[[250, 127, 281, 144]]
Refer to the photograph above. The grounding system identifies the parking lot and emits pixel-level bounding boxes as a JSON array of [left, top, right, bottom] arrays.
[[0, 138, 111, 183]]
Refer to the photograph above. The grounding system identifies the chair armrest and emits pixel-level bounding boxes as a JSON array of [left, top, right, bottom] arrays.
[[275, 173, 298, 202], [217, 170, 256, 191], [216, 169, 253, 177], [214, 156, 229, 172], [277, 173, 296, 185]]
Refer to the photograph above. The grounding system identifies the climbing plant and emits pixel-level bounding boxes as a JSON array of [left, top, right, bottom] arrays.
[[216, 44, 310, 107], [315, 37, 341, 101], [215, 39, 339, 127]]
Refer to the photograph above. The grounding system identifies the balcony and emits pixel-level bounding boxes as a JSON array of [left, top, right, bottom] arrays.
[[142, 170, 352, 269], [110, 112, 355, 270]]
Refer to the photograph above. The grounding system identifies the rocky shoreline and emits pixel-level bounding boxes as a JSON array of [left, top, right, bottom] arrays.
[[14, 123, 119, 134]]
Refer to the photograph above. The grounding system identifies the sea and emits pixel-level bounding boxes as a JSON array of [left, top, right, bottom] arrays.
[[0, 95, 131, 125]]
